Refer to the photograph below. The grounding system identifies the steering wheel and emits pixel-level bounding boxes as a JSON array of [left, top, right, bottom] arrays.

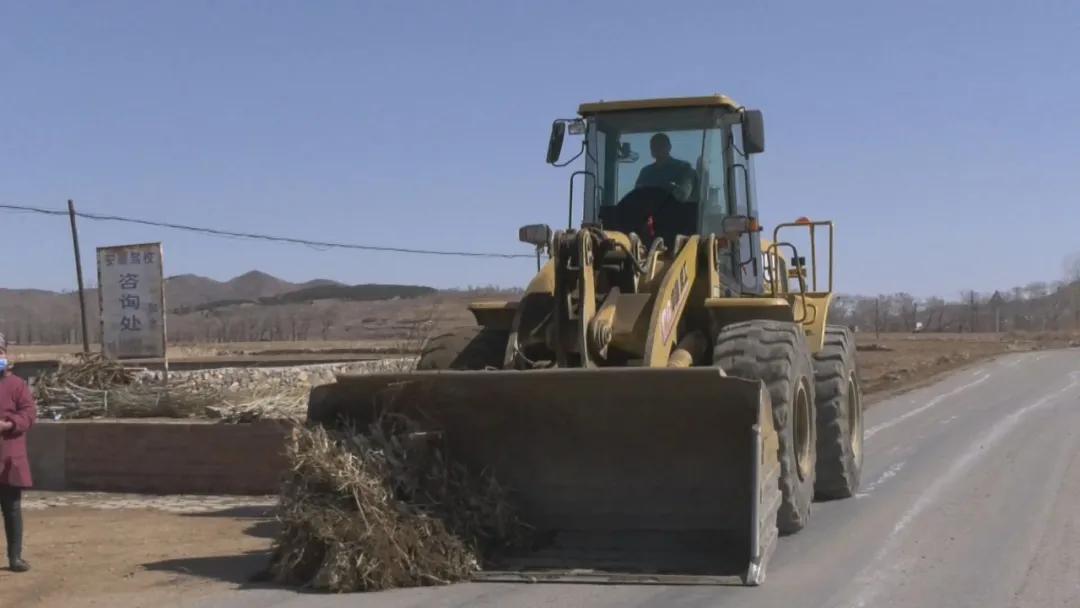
[[613, 186, 680, 244]]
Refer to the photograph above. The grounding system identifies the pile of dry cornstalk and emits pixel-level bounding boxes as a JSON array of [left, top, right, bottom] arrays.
[[204, 390, 309, 423], [32, 354, 309, 421], [268, 415, 530, 592]]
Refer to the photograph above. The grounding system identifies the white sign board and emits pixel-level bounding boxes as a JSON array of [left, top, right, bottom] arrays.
[[97, 242, 166, 359]]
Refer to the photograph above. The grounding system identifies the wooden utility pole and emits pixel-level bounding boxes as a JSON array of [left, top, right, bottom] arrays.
[[990, 291, 1003, 333], [875, 297, 881, 339], [67, 200, 91, 353], [969, 291, 978, 333]]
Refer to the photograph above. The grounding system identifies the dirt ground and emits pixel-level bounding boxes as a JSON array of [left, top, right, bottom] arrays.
[[5, 332, 1078, 606], [4, 494, 277, 608], [855, 331, 1078, 402], [15, 339, 408, 362]]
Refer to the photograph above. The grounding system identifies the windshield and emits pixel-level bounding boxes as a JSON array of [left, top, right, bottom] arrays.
[[583, 107, 736, 236]]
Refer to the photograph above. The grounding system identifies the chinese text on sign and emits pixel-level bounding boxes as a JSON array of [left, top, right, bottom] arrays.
[[97, 243, 166, 359]]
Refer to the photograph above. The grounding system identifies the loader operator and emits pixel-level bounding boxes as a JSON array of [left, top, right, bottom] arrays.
[[635, 133, 696, 203]]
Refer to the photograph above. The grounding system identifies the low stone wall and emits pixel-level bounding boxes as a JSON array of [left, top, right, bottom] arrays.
[[21, 358, 416, 493], [27, 420, 290, 495]]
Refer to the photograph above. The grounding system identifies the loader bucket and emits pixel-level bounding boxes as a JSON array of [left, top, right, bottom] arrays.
[[307, 367, 781, 585]]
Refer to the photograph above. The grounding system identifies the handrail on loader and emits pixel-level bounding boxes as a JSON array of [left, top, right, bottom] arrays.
[[773, 220, 835, 294]]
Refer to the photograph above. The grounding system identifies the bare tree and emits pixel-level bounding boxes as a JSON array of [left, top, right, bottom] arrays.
[[1065, 252, 1080, 283], [297, 314, 312, 341], [319, 307, 338, 340], [244, 316, 259, 342], [884, 293, 915, 331], [286, 307, 300, 341], [828, 295, 858, 329], [1024, 282, 1049, 300], [1072, 284, 1080, 330]]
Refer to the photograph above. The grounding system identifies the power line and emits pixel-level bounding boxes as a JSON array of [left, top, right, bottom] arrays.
[[0, 203, 533, 259]]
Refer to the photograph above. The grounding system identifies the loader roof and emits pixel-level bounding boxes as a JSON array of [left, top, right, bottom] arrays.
[[577, 94, 741, 116]]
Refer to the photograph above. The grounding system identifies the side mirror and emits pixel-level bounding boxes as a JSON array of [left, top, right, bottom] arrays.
[[546, 122, 566, 164], [742, 109, 765, 154], [519, 224, 552, 249]]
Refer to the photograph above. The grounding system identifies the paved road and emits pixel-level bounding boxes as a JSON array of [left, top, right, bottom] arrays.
[[195, 349, 1080, 608]]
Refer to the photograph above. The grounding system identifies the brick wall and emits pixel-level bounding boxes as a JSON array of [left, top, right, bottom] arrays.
[[28, 420, 291, 494]]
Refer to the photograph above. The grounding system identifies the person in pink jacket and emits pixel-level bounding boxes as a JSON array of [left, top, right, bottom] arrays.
[[0, 333, 34, 572]]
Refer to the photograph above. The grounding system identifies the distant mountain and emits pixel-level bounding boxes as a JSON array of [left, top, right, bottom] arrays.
[[175, 283, 435, 313], [165, 274, 233, 308], [267, 283, 436, 305], [297, 279, 341, 289], [225, 270, 296, 301], [0, 271, 430, 344], [162, 271, 345, 309]]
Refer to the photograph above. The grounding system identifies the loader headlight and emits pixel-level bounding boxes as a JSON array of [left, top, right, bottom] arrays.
[[519, 224, 552, 249]]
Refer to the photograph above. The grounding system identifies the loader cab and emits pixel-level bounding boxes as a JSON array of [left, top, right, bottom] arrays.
[[565, 96, 766, 293]]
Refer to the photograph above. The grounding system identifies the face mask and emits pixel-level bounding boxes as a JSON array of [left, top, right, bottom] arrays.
[[0, 358, 7, 372]]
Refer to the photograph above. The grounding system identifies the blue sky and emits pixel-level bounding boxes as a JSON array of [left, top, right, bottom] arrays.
[[2, 1, 1078, 298]]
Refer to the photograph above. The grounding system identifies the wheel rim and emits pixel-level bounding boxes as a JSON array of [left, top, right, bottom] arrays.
[[848, 374, 863, 465], [794, 380, 813, 481]]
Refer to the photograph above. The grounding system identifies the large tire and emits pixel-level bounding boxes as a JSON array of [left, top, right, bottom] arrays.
[[812, 325, 863, 499], [416, 326, 508, 370], [713, 320, 817, 535]]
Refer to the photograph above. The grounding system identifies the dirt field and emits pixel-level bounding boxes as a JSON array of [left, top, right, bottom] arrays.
[[855, 331, 1077, 402], [5, 495, 277, 608], [4, 333, 1077, 606], [14, 339, 409, 362]]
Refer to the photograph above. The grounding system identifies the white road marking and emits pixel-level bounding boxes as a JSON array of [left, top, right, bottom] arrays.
[[864, 372, 991, 441], [1001, 355, 1029, 368], [846, 371, 1080, 608], [855, 461, 906, 499], [939, 414, 959, 425]]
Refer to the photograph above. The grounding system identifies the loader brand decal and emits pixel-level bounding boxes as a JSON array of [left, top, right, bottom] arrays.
[[661, 264, 691, 345]]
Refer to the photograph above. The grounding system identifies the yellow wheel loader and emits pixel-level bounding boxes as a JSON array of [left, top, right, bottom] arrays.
[[308, 95, 864, 585]]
